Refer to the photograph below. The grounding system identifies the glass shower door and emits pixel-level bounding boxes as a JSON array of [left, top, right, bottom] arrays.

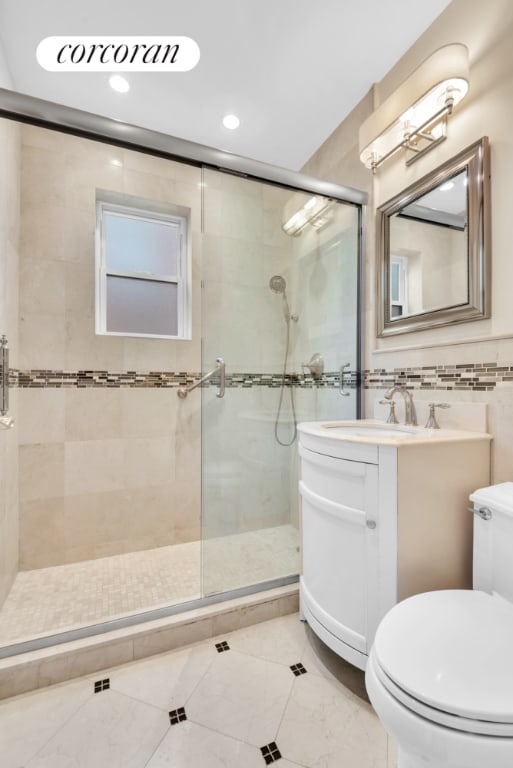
[[201, 167, 361, 597]]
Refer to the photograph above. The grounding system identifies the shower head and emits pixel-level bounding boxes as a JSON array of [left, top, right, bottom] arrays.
[[269, 275, 286, 294], [269, 274, 298, 323]]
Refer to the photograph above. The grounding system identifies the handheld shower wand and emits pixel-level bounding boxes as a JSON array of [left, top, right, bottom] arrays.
[[268, 275, 298, 322], [269, 275, 298, 446]]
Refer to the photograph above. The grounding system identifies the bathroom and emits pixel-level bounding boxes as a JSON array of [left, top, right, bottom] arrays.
[[1, 0, 513, 765]]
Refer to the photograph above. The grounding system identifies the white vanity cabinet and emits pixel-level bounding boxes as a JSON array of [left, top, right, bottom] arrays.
[[298, 422, 491, 670]]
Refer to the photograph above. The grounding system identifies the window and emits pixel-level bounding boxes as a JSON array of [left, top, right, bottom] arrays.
[[95, 195, 190, 339], [390, 255, 408, 318]]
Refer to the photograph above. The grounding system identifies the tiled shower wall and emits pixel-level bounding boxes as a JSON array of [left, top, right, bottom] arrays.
[[0, 117, 20, 604], [201, 169, 359, 379], [17, 124, 203, 568], [288, 203, 358, 378]]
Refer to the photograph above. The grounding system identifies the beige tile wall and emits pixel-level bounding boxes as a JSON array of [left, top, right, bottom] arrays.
[[202, 169, 293, 374], [303, 0, 513, 484], [0, 117, 20, 606], [18, 124, 202, 568], [202, 169, 360, 377]]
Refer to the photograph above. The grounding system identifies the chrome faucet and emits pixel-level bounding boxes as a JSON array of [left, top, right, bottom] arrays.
[[383, 385, 418, 426]]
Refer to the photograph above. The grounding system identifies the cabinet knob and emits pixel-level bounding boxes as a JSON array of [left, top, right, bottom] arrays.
[[366, 520, 377, 530]]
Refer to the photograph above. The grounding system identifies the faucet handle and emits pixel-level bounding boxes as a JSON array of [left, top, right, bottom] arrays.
[[425, 402, 450, 429], [379, 399, 399, 424], [301, 353, 324, 379]]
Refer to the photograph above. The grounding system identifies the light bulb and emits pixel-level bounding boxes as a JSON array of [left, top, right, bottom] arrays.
[[222, 114, 240, 130], [109, 75, 130, 93]]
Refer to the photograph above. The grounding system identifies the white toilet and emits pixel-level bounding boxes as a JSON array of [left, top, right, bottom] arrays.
[[365, 482, 513, 768]]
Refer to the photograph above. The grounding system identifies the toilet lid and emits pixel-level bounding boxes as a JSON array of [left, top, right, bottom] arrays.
[[373, 590, 513, 727]]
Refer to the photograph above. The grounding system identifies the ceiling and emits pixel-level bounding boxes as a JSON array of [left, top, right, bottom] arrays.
[[0, 0, 452, 171]]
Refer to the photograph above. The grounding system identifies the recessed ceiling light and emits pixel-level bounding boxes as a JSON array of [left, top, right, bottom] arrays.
[[109, 75, 130, 93], [222, 114, 240, 130]]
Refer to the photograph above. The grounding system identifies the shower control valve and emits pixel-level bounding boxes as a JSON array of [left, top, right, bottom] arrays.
[[301, 353, 324, 379]]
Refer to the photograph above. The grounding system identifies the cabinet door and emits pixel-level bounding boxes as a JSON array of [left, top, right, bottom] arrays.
[[299, 448, 379, 655]]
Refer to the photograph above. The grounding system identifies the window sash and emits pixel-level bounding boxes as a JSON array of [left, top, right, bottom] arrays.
[[96, 200, 189, 340]]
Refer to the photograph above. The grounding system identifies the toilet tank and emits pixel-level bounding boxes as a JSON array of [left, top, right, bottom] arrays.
[[471, 482, 513, 603]]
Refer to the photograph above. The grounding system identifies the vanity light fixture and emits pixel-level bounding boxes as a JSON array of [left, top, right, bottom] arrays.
[[282, 194, 332, 236], [359, 43, 469, 174]]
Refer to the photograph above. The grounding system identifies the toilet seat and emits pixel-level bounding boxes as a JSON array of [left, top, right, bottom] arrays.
[[372, 590, 513, 736]]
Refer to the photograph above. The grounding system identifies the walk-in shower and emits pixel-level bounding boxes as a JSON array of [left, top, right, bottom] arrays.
[[0, 90, 364, 663]]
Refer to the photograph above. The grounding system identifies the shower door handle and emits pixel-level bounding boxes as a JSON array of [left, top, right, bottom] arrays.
[[339, 362, 351, 397], [216, 357, 225, 398]]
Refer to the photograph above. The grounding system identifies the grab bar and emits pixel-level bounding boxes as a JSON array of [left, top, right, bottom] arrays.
[[177, 357, 225, 399], [339, 362, 351, 396]]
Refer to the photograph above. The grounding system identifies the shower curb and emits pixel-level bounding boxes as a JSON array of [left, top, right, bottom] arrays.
[[0, 583, 299, 700]]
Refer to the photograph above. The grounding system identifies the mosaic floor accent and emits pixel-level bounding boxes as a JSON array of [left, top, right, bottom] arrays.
[[0, 525, 299, 647]]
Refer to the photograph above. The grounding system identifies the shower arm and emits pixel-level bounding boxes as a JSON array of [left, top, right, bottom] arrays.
[[177, 357, 225, 399]]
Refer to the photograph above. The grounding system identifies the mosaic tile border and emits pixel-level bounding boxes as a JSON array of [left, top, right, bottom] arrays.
[[9, 364, 513, 390], [363, 362, 513, 391], [10, 369, 359, 389], [12, 370, 192, 388]]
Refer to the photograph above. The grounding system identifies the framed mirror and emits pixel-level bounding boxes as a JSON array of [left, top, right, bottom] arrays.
[[377, 137, 490, 337]]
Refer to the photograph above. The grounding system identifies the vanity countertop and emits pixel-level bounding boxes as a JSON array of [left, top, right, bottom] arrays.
[[298, 419, 492, 446]]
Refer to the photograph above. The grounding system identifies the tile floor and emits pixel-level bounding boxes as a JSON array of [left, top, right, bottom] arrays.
[[0, 525, 299, 646], [0, 612, 396, 768]]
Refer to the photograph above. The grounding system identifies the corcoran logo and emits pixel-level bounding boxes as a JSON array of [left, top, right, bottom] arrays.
[[37, 36, 200, 72]]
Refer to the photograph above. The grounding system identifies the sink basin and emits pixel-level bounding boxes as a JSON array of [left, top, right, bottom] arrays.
[[321, 421, 418, 439]]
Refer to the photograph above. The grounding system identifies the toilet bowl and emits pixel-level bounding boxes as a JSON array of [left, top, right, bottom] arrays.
[[365, 482, 513, 768]]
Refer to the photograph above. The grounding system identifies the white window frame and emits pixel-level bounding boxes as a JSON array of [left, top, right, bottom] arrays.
[[390, 254, 408, 318], [95, 198, 191, 340]]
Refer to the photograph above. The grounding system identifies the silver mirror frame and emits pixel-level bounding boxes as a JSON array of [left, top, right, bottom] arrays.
[[377, 136, 490, 337]]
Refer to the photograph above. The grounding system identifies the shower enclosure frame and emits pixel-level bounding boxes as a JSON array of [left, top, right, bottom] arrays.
[[0, 87, 367, 658]]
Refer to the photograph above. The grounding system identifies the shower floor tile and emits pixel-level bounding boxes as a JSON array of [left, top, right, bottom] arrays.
[[0, 525, 299, 646]]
